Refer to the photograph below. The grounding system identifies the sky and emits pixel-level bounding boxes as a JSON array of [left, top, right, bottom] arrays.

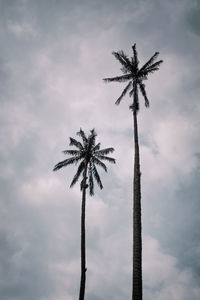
[[0, 0, 200, 299]]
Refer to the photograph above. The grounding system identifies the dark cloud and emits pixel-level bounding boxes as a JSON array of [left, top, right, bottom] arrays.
[[187, 1, 200, 35], [167, 169, 200, 279]]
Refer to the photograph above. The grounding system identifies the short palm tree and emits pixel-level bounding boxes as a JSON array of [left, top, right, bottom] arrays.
[[103, 44, 163, 300], [53, 128, 115, 300]]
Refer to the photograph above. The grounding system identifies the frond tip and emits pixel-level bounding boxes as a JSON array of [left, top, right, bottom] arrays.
[[103, 74, 132, 83], [77, 128, 88, 146]]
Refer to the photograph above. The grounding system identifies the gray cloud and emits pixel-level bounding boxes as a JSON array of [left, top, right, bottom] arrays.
[[187, 1, 200, 35], [0, 0, 200, 299]]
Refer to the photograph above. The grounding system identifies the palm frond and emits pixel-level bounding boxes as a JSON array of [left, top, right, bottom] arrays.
[[103, 74, 132, 83], [117, 50, 132, 65], [137, 72, 148, 80], [93, 142, 101, 152], [139, 82, 149, 107], [69, 137, 83, 150], [139, 52, 160, 73], [93, 165, 103, 189], [144, 60, 163, 74], [95, 155, 116, 164], [70, 161, 85, 188], [63, 150, 80, 156], [112, 51, 128, 67], [88, 162, 94, 196], [77, 128, 88, 146], [53, 157, 80, 171], [112, 51, 132, 73], [90, 129, 97, 137], [132, 44, 139, 71], [93, 157, 107, 172], [88, 129, 97, 150], [145, 67, 160, 74], [115, 81, 132, 105], [95, 147, 114, 155]]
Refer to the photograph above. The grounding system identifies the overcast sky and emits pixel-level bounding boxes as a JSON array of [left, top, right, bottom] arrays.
[[0, 0, 200, 299]]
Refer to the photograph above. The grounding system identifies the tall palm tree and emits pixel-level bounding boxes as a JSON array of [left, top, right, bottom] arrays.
[[53, 128, 115, 300], [103, 44, 163, 300]]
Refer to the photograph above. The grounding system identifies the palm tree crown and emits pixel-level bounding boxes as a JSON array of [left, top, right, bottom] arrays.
[[53, 128, 115, 195], [103, 43, 163, 112]]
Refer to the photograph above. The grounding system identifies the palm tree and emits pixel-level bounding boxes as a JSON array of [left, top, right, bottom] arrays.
[[53, 128, 115, 300], [103, 44, 163, 300]]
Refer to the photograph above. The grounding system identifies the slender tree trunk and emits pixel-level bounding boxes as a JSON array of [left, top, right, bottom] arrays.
[[132, 110, 142, 300], [79, 163, 88, 300]]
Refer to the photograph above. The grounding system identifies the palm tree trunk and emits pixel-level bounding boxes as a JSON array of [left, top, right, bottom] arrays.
[[132, 110, 142, 300], [79, 163, 88, 300]]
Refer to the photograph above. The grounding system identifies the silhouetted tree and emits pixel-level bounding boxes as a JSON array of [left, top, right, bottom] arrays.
[[103, 44, 163, 300], [53, 128, 115, 300]]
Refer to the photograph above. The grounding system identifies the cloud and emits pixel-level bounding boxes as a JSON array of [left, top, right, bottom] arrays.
[[143, 236, 200, 300], [0, 0, 200, 299], [7, 21, 37, 38]]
